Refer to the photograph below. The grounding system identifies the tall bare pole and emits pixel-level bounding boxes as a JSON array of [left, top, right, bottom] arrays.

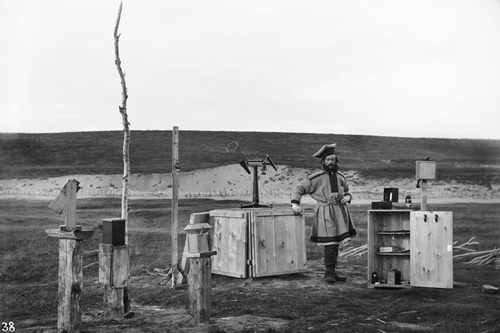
[[171, 126, 180, 288], [114, 2, 130, 233], [114, 1, 131, 312]]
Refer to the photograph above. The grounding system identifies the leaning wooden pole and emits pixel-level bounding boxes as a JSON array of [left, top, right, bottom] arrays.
[[113, 1, 131, 312], [171, 126, 180, 288]]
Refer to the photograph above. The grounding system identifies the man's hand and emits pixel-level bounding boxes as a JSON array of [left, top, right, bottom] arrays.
[[291, 203, 302, 215], [340, 195, 352, 205]]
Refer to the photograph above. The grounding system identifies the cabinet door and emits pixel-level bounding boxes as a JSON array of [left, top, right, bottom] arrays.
[[410, 211, 453, 289], [250, 209, 307, 277], [209, 210, 249, 278]]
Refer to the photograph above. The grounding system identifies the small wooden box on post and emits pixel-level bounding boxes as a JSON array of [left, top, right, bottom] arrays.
[[98, 218, 129, 317], [46, 179, 94, 333], [184, 223, 217, 324], [416, 160, 437, 210]]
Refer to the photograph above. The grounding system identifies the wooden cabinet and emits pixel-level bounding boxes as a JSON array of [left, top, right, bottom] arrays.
[[209, 208, 307, 278], [367, 210, 453, 289]]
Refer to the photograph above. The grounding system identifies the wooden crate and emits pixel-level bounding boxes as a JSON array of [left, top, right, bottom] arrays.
[[208, 208, 307, 278]]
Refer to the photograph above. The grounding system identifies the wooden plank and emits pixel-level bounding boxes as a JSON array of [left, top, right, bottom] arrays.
[[210, 213, 247, 278], [410, 211, 453, 289], [48, 187, 67, 214], [367, 212, 382, 287], [58, 239, 83, 333], [265, 215, 277, 274], [112, 246, 129, 287], [251, 213, 274, 277], [252, 212, 306, 277], [184, 251, 217, 258], [210, 216, 228, 275], [99, 244, 113, 286], [253, 209, 295, 217], [209, 210, 245, 218], [227, 216, 239, 275], [285, 215, 297, 271], [188, 257, 212, 324], [190, 212, 210, 224], [296, 213, 307, 270], [65, 180, 78, 231], [274, 216, 289, 273], [46, 228, 94, 240]]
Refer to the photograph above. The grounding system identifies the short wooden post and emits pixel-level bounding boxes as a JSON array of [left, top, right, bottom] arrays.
[[46, 179, 94, 333], [416, 160, 436, 211], [98, 219, 129, 317], [187, 254, 215, 324], [58, 239, 83, 332], [184, 222, 216, 324], [178, 212, 211, 285], [421, 179, 428, 211]]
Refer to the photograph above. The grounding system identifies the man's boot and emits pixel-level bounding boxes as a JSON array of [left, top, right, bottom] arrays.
[[331, 244, 346, 282], [324, 245, 337, 283]]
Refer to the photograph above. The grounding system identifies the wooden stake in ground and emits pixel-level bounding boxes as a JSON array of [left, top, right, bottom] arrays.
[[113, 1, 131, 313], [171, 126, 180, 288]]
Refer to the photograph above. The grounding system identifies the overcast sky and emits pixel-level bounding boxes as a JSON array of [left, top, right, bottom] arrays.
[[1, 0, 500, 139]]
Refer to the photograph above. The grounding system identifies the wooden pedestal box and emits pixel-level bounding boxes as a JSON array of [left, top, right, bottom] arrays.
[[367, 210, 453, 289], [208, 208, 307, 278]]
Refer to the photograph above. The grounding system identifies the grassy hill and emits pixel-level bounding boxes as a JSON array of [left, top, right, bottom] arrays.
[[1, 130, 499, 184]]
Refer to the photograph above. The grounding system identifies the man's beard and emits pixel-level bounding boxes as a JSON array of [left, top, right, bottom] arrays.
[[323, 163, 339, 173]]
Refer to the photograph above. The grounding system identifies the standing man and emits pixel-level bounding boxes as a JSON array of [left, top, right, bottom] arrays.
[[291, 143, 357, 283]]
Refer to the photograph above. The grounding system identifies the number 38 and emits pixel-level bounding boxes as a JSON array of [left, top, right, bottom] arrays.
[[1, 322, 15, 332]]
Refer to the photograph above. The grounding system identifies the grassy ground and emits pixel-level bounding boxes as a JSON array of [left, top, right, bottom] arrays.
[[0, 198, 499, 332]]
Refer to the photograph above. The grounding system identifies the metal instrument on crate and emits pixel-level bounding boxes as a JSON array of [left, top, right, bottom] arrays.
[[226, 141, 278, 208]]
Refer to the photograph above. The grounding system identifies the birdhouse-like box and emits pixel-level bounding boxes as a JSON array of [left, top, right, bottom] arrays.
[[102, 218, 126, 246], [184, 223, 212, 254], [415, 161, 437, 180]]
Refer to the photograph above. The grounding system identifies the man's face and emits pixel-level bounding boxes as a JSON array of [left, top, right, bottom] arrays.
[[323, 154, 337, 169]]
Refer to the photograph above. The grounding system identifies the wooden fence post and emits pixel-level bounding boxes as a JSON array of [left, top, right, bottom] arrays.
[[46, 179, 94, 333]]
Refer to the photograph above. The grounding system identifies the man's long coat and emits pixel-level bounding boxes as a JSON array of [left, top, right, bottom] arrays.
[[291, 170, 357, 244]]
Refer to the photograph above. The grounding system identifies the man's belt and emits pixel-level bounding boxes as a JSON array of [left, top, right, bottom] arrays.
[[317, 198, 342, 206]]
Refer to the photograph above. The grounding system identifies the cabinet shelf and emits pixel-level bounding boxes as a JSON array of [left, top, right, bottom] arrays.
[[372, 283, 411, 289], [377, 251, 410, 256], [377, 230, 410, 235]]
